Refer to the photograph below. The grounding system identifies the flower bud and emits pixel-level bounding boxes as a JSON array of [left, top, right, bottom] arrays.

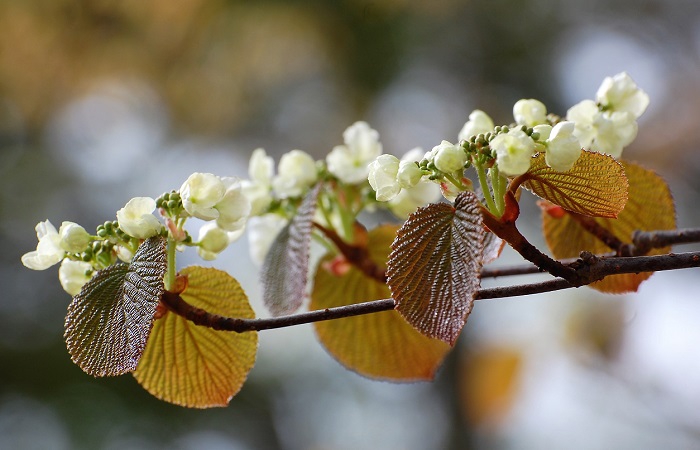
[[458, 110, 495, 142], [432, 140, 467, 174], [545, 121, 581, 172], [513, 99, 547, 127], [59, 221, 91, 253], [368, 154, 401, 201], [59, 259, 93, 296]]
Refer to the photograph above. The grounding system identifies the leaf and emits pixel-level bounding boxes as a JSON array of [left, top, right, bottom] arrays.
[[311, 225, 451, 381], [387, 191, 485, 345], [542, 161, 676, 293], [261, 184, 320, 316], [459, 346, 522, 427], [521, 151, 628, 218], [64, 236, 167, 377], [133, 266, 258, 408], [482, 232, 505, 265]]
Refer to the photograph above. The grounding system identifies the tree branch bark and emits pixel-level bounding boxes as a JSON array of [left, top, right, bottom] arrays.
[[160, 250, 700, 333]]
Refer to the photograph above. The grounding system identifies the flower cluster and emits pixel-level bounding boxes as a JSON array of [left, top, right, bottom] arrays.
[[22, 120, 445, 295], [22, 73, 649, 297], [366, 72, 649, 216]]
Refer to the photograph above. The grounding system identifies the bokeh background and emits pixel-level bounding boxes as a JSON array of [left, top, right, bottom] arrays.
[[3, 0, 700, 448]]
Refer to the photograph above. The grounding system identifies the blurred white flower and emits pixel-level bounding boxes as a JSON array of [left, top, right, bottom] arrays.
[[242, 148, 274, 216], [513, 99, 547, 127], [327, 121, 383, 184], [545, 121, 581, 172], [115, 245, 134, 263], [58, 259, 93, 296], [21, 220, 65, 270], [432, 140, 467, 174], [491, 129, 536, 176], [596, 72, 649, 118], [116, 197, 163, 239], [197, 222, 231, 261], [389, 178, 441, 219], [272, 149, 318, 198], [368, 154, 401, 201], [58, 221, 91, 253], [215, 178, 251, 232], [248, 213, 288, 266], [458, 110, 495, 142], [533, 124, 552, 141]]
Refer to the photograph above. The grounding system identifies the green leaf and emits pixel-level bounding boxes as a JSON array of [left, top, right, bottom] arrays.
[[521, 151, 628, 218], [542, 161, 676, 293], [311, 225, 451, 381], [64, 236, 167, 377], [133, 266, 258, 408], [387, 191, 485, 345], [261, 184, 320, 316]]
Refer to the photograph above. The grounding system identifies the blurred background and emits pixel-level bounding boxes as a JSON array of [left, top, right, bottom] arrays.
[[3, 0, 700, 448]]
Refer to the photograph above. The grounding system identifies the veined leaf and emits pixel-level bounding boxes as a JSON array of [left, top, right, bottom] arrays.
[[261, 184, 320, 316], [387, 191, 485, 345], [133, 266, 258, 408], [542, 161, 676, 293], [521, 151, 628, 218], [65, 236, 167, 377], [311, 225, 451, 381]]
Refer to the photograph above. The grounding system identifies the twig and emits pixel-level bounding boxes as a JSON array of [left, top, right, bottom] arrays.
[[161, 251, 700, 333]]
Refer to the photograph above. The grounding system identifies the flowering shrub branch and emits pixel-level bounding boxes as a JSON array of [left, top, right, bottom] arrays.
[[20, 71, 695, 407]]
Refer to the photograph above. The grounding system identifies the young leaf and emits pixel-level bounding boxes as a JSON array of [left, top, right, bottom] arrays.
[[311, 225, 451, 381], [520, 151, 628, 218], [387, 191, 485, 345], [133, 266, 258, 408], [64, 236, 167, 377], [261, 184, 320, 316], [542, 161, 676, 293]]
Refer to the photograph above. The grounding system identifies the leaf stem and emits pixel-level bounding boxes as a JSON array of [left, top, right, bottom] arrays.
[[164, 238, 177, 291], [475, 162, 498, 215]]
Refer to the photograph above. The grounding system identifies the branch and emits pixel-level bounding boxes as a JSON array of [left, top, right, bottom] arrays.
[[161, 251, 700, 333]]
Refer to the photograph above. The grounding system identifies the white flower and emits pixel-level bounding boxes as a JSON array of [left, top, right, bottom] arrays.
[[389, 179, 441, 219], [21, 220, 65, 270], [115, 245, 134, 263], [567, 100, 638, 159], [368, 154, 401, 201], [532, 124, 552, 141], [545, 121, 581, 172], [58, 221, 91, 253], [327, 121, 383, 184], [397, 147, 425, 189], [432, 140, 467, 174], [180, 172, 226, 220], [272, 149, 318, 198], [58, 259, 93, 296], [458, 110, 495, 142], [439, 179, 462, 202], [513, 99, 547, 127], [180, 173, 251, 230], [242, 148, 274, 216], [197, 222, 231, 261], [247, 214, 288, 266], [590, 111, 638, 158], [215, 178, 251, 232], [491, 129, 536, 176], [249, 147, 274, 185], [596, 72, 649, 118], [116, 197, 163, 239]]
